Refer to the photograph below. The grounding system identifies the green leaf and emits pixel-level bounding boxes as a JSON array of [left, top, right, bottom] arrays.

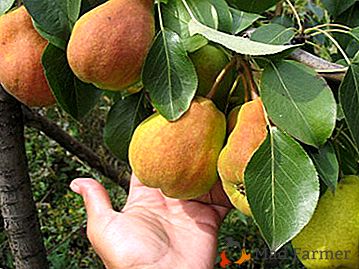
[[182, 35, 208, 53], [142, 29, 197, 121], [230, 8, 262, 34], [67, 0, 82, 25], [261, 60, 337, 147], [33, 21, 67, 50], [309, 142, 339, 192], [227, 0, 279, 13], [307, 1, 324, 20], [334, 127, 359, 175], [188, 19, 299, 56], [0, 0, 15, 15], [339, 64, 359, 149], [104, 92, 151, 162], [336, 3, 359, 27], [322, 0, 357, 17], [350, 27, 359, 43], [182, 0, 232, 33], [162, 0, 232, 38], [23, 0, 72, 41], [42, 44, 101, 120], [162, 0, 191, 38], [354, 49, 359, 63], [244, 127, 319, 252], [251, 24, 296, 45]]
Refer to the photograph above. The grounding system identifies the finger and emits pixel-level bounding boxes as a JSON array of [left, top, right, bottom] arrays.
[[194, 180, 233, 209], [126, 173, 164, 204], [70, 178, 114, 220]]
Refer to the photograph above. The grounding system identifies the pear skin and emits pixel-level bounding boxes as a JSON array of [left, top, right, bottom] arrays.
[[67, 0, 155, 91], [218, 98, 267, 216], [292, 175, 359, 269], [190, 45, 233, 111], [227, 105, 241, 134], [129, 97, 226, 199], [0, 6, 55, 107]]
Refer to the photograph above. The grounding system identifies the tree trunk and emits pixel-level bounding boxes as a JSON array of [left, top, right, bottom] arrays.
[[0, 86, 48, 269]]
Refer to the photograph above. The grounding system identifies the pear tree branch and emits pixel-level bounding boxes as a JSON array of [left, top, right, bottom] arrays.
[[289, 49, 347, 81], [21, 106, 131, 193]]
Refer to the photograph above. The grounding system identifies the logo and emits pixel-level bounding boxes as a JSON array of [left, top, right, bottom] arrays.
[[217, 237, 354, 268], [219, 249, 251, 268]]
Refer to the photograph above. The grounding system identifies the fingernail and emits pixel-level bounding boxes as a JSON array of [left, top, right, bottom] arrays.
[[70, 180, 80, 194]]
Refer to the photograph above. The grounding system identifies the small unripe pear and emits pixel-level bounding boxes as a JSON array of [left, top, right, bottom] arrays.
[[190, 45, 233, 111], [129, 97, 226, 199], [0, 7, 55, 107], [67, 0, 155, 91]]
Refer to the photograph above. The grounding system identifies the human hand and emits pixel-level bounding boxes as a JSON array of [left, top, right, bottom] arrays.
[[70, 174, 231, 269]]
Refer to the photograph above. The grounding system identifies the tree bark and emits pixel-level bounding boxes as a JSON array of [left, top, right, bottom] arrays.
[[0, 86, 48, 269]]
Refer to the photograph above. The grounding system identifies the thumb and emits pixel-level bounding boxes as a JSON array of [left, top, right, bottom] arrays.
[[70, 178, 113, 220]]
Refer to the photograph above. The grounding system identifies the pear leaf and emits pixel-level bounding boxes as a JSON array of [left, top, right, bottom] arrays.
[[245, 127, 320, 252], [188, 19, 299, 56]]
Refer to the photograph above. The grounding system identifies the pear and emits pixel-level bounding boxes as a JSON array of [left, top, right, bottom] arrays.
[[129, 97, 226, 199], [217, 98, 267, 216], [292, 175, 359, 269], [190, 44, 233, 111], [227, 105, 241, 134], [0, 6, 55, 107], [67, 0, 155, 91]]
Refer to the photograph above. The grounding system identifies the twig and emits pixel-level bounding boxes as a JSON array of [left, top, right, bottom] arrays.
[[285, 0, 303, 33], [21, 106, 131, 193], [307, 28, 351, 65]]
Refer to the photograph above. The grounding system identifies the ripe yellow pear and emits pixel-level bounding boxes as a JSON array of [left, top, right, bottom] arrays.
[[129, 97, 226, 199], [292, 175, 359, 269], [67, 0, 155, 91], [0, 6, 55, 107], [217, 98, 267, 216]]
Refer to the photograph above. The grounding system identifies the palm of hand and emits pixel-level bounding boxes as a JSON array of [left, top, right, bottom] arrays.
[[75, 176, 229, 269]]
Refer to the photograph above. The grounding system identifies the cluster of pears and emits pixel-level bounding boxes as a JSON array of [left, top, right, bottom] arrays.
[[0, 6, 55, 107], [129, 85, 268, 217], [0, 0, 155, 106], [129, 42, 241, 200]]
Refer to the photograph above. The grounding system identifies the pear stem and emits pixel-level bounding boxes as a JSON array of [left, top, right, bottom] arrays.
[[225, 73, 243, 113], [206, 57, 237, 100], [240, 73, 250, 103], [240, 60, 259, 101]]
